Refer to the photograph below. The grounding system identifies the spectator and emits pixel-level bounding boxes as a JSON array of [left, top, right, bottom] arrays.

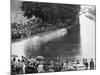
[[15, 59, 24, 74], [54, 60, 62, 72], [11, 57, 17, 73], [62, 62, 68, 70], [84, 59, 88, 70], [37, 62, 45, 73], [90, 59, 94, 70], [76, 60, 80, 64]]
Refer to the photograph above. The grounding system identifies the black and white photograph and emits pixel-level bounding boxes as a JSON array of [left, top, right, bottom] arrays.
[[11, 0, 96, 75]]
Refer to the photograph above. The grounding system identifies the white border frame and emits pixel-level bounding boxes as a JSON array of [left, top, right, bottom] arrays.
[[0, 0, 99, 75]]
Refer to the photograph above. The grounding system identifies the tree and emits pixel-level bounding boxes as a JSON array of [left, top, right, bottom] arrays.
[[20, 2, 80, 25]]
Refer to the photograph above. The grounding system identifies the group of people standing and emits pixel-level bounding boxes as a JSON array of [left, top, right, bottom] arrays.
[[11, 56, 95, 75], [83, 58, 95, 70]]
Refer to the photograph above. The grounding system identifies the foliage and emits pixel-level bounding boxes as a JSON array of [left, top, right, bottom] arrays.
[[20, 2, 80, 24]]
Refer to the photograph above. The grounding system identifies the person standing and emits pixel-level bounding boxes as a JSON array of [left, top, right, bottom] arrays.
[[11, 57, 17, 75], [37, 62, 45, 73], [84, 59, 88, 70], [15, 59, 24, 74], [62, 62, 68, 71], [90, 59, 94, 70]]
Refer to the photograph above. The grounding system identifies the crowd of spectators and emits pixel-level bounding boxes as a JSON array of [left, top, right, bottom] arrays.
[[11, 17, 69, 41], [11, 56, 95, 75]]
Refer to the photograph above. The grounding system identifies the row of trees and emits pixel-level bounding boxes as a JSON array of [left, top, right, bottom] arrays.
[[20, 2, 80, 25]]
